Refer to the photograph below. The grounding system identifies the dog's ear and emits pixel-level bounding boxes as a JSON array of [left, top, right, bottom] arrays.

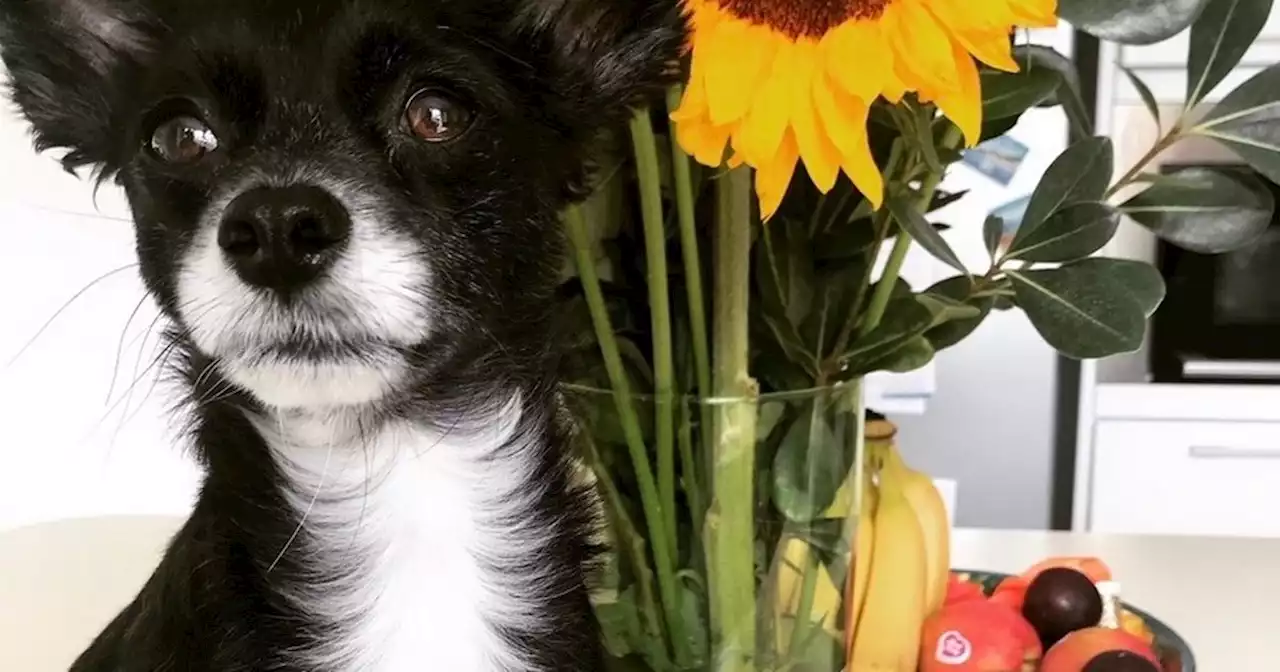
[[0, 0, 158, 171], [507, 0, 687, 121]]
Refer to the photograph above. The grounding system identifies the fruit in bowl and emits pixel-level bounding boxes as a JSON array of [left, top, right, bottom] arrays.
[[937, 563, 1193, 672], [1041, 627, 1161, 672], [840, 445, 1190, 671]]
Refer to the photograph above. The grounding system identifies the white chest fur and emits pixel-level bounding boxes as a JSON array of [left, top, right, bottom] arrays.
[[257, 401, 551, 672]]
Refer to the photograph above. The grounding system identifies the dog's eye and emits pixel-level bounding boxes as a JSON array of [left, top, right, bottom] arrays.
[[404, 90, 473, 143], [148, 116, 219, 164]]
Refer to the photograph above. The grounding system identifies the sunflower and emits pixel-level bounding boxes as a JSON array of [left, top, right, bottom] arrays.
[[671, 0, 1058, 218]]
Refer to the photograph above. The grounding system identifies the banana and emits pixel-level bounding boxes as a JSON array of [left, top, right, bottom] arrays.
[[886, 446, 952, 616], [844, 470, 878, 659], [849, 464, 927, 671], [773, 536, 843, 654]]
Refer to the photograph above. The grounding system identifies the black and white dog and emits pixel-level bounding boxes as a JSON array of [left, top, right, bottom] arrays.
[[0, 0, 683, 669]]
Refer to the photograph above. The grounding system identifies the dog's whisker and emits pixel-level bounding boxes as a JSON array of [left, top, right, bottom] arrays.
[[106, 294, 151, 404], [269, 410, 336, 574], [83, 340, 180, 444], [3, 263, 139, 371], [116, 343, 179, 432]]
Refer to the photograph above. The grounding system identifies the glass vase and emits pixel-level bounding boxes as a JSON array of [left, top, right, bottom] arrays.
[[564, 379, 870, 672]]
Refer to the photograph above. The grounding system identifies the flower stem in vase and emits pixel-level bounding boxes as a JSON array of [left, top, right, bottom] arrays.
[[706, 165, 759, 672]]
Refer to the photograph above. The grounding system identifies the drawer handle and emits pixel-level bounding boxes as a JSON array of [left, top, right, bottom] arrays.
[[1188, 445, 1280, 460]]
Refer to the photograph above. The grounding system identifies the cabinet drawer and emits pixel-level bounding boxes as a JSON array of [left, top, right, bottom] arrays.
[[1092, 420, 1280, 538]]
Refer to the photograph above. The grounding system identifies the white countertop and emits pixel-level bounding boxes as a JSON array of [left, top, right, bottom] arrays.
[[1, 517, 1274, 671]]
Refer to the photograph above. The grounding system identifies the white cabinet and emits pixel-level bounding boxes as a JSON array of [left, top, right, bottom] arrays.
[[1091, 419, 1280, 538]]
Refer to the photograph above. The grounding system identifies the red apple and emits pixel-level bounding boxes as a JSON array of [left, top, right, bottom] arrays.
[[1041, 626, 1160, 672], [920, 600, 1040, 671], [989, 575, 1030, 612], [945, 573, 988, 608]]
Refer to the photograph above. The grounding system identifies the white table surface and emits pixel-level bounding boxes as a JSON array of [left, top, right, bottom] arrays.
[[1, 517, 1274, 671]]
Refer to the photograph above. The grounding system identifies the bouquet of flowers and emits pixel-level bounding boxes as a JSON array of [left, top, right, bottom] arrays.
[[556, 0, 1279, 669]]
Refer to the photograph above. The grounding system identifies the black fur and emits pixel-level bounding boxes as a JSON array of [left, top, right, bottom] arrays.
[[0, 0, 685, 669]]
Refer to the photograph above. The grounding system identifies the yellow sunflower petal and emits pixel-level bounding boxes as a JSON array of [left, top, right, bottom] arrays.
[[676, 117, 734, 166], [736, 36, 794, 167], [703, 16, 778, 126], [955, 28, 1020, 72], [790, 40, 840, 193], [1011, 0, 1060, 27], [884, 0, 960, 96], [932, 43, 983, 147], [820, 20, 892, 103], [812, 78, 883, 208], [929, 0, 1017, 31], [671, 56, 709, 123], [756, 131, 800, 220]]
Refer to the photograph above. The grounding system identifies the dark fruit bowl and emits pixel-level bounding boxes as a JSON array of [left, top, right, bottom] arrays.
[[957, 570, 1196, 672]]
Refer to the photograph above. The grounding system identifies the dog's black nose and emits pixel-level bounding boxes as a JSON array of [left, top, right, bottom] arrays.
[[217, 186, 351, 293]]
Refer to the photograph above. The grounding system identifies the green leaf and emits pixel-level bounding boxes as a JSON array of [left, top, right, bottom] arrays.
[[886, 193, 966, 273], [814, 223, 878, 262], [1016, 44, 1092, 138], [802, 263, 866, 359], [841, 297, 935, 375], [983, 215, 1004, 260], [760, 314, 818, 374], [1059, 0, 1213, 45], [1009, 258, 1166, 359], [916, 292, 983, 327], [1121, 166, 1274, 253], [772, 408, 846, 523], [868, 336, 937, 374], [981, 65, 1061, 120], [981, 114, 1021, 143], [753, 337, 816, 393], [928, 189, 969, 214], [676, 586, 709, 668], [923, 276, 996, 350], [914, 105, 944, 173], [1018, 137, 1114, 237], [594, 588, 642, 660], [1194, 63, 1280, 185], [757, 218, 816, 327], [1122, 67, 1162, 126], [1004, 202, 1121, 263], [1187, 0, 1274, 104]]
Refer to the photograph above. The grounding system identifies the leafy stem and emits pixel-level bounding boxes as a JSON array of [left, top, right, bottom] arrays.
[[1104, 123, 1185, 200], [706, 165, 759, 671], [860, 125, 962, 336], [629, 110, 680, 571], [563, 203, 685, 666], [666, 85, 711, 541], [823, 141, 906, 376]]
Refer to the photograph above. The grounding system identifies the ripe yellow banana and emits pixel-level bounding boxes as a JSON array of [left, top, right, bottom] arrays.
[[886, 446, 952, 616], [773, 536, 843, 654], [844, 470, 878, 659], [849, 465, 926, 671]]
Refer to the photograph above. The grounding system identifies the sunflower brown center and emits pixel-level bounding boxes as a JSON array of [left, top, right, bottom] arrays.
[[719, 0, 890, 38]]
